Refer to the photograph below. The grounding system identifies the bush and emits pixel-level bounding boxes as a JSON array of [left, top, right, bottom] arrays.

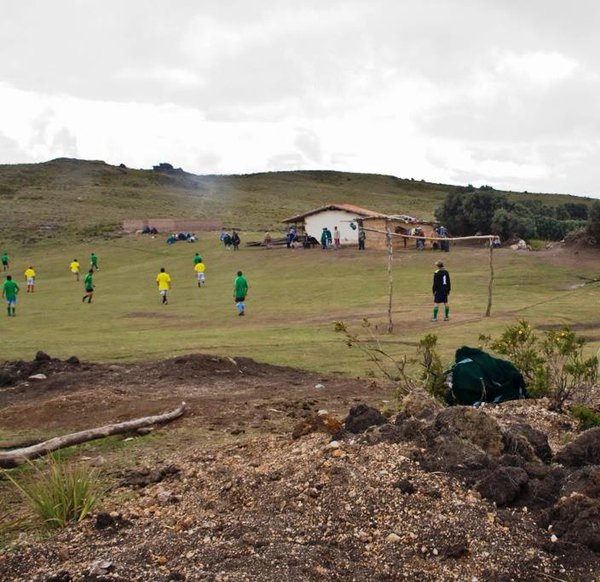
[[482, 321, 598, 411], [4, 456, 103, 529], [571, 405, 600, 431], [334, 320, 449, 403], [587, 200, 600, 245], [417, 334, 446, 401]]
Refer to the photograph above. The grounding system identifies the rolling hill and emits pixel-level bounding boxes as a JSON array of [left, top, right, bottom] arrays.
[[0, 158, 595, 244]]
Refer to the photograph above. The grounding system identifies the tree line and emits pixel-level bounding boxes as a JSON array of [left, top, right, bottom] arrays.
[[435, 186, 600, 244]]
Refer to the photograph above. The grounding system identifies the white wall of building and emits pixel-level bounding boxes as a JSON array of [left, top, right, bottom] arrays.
[[304, 210, 361, 245]]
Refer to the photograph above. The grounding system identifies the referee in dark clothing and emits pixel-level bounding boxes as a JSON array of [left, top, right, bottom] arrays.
[[432, 260, 451, 321]]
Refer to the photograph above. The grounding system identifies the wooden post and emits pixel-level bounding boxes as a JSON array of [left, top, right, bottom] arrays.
[[386, 221, 394, 333], [485, 240, 494, 317]]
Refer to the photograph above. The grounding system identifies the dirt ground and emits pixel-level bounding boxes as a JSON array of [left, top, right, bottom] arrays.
[[0, 353, 387, 441], [1, 317, 599, 580]]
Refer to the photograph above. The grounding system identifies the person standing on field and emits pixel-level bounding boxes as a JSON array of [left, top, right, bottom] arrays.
[[156, 267, 171, 305], [90, 252, 99, 271], [194, 260, 206, 287], [1, 252, 9, 271], [432, 260, 451, 322], [233, 270, 249, 316], [333, 226, 341, 249], [358, 226, 366, 250], [24, 266, 36, 293], [231, 230, 241, 251], [2, 275, 19, 316], [82, 269, 95, 303], [70, 259, 80, 281], [193, 252, 202, 266]]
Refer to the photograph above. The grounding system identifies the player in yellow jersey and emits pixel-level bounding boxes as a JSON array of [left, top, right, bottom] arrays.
[[70, 259, 80, 281], [156, 267, 172, 304], [24, 266, 36, 293], [194, 260, 206, 287]]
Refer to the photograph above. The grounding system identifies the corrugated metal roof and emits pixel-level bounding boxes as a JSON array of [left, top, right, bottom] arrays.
[[282, 204, 387, 223]]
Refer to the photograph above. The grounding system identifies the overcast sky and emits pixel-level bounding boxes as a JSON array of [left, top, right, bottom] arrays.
[[2, 1, 600, 198]]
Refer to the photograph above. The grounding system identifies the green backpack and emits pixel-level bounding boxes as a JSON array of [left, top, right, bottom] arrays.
[[446, 346, 527, 405]]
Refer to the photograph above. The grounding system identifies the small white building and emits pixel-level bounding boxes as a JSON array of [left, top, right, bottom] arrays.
[[282, 204, 387, 245]]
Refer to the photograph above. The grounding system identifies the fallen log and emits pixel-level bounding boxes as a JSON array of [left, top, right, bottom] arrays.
[[0, 401, 187, 469]]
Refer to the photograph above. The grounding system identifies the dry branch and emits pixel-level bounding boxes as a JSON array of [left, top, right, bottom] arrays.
[[0, 401, 187, 469]]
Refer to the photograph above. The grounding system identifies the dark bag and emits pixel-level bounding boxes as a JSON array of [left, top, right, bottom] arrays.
[[446, 346, 527, 405]]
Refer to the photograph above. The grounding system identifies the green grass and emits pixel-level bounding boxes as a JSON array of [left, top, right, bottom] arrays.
[[3, 455, 103, 529], [1, 235, 598, 377]]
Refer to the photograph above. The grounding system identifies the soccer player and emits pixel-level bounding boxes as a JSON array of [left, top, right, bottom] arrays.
[[2, 275, 19, 316], [156, 267, 171, 304], [24, 266, 36, 293], [70, 259, 80, 281], [432, 260, 451, 322], [193, 252, 203, 266], [1, 252, 9, 271], [90, 252, 99, 271], [194, 260, 206, 287], [233, 270, 248, 316], [82, 269, 95, 303]]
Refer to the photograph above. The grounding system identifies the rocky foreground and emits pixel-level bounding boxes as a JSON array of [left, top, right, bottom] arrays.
[[1, 392, 599, 581]]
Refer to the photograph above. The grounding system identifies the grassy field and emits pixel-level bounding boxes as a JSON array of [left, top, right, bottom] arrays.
[[1, 234, 598, 376]]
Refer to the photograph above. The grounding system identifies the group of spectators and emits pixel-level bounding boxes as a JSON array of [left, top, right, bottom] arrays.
[[219, 229, 241, 250], [166, 232, 198, 244]]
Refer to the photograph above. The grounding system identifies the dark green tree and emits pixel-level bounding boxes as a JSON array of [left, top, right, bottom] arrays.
[[588, 200, 600, 245]]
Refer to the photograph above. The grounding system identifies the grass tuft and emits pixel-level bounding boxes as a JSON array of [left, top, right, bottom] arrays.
[[3, 455, 103, 529]]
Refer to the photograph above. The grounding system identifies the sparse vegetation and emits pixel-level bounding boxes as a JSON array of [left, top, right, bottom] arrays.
[[481, 321, 598, 411], [570, 404, 600, 430], [334, 321, 448, 403], [3, 455, 103, 529]]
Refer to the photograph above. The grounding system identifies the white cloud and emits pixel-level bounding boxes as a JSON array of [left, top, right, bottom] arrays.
[[495, 51, 579, 85], [1, 2, 600, 198]]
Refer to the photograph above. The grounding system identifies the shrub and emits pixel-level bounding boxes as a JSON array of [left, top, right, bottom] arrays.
[[3, 456, 103, 529], [334, 320, 448, 403], [482, 321, 598, 411], [417, 334, 446, 401], [571, 405, 600, 431]]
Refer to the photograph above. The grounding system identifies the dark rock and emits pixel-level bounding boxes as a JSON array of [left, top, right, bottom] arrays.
[[393, 415, 427, 444], [0, 370, 17, 387], [119, 464, 181, 488], [94, 512, 131, 531], [66, 356, 80, 365], [555, 428, 600, 467], [35, 351, 51, 362], [344, 404, 387, 433], [541, 494, 600, 552], [498, 454, 526, 468], [416, 432, 495, 485], [562, 466, 600, 498], [475, 466, 528, 506], [434, 407, 503, 456], [521, 467, 564, 510], [440, 537, 469, 558], [504, 423, 552, 463], [393, 479, 416, 494]]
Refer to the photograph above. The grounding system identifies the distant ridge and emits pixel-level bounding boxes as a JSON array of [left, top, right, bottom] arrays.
[[0, 158, 594, 244]]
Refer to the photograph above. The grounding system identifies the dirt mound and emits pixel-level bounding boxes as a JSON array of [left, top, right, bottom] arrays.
[[2, 435, 599, 581], [1, 354, 599, 579], [0, 352, 380, 438]]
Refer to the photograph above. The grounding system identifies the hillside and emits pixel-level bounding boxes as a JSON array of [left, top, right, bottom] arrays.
[[0, 158, 595, 244]]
